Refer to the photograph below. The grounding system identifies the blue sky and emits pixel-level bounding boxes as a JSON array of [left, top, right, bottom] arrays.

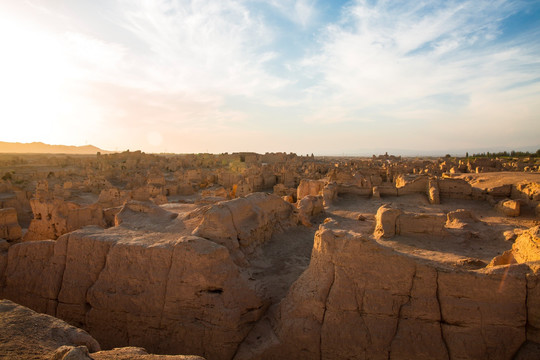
[[1, 0, 539, 155]]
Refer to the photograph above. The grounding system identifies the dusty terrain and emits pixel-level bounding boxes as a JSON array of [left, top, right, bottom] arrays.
[[1, 151, 540, 359]]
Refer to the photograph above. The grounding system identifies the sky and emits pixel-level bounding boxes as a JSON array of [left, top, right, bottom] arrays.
[[1, 0, 539, 155]]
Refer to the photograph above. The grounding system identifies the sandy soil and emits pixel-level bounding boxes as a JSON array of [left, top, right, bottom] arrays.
[[325, 192, 539, 269], [451, 171, 540, 190]]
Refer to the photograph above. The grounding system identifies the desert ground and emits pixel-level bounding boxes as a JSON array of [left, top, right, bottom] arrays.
[[1, 151, 540, 359]]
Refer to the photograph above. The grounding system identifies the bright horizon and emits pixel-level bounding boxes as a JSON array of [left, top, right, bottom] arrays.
[[1, 1, 539, 155]]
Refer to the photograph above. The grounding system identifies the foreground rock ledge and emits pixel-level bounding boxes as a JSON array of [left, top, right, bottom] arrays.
[[0, 299, 204, 360]]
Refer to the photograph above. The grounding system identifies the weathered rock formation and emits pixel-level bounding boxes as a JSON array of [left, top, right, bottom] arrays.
[[24, 197, 105, 241], [193, 193, 295, 264], [0, 299, 205, 360], [0, 299, 100, 359], [374, 205, 447, 238], [428, 178, 440, 204], [445, 209, 479, 229], [97, 187, 131, 208], [496, 199, 521, 217], [0, 187, 32, 227], [297, 179, 325, 200], [2, 151, 540, 360], [322, 182, 338, 206], [374, 205, 403, 238], [296, 195, 324, 226], [0, 196, 302, 360], [0, 207, 22, 240], [490, 226, 540, 266], [437, 177, 473, 199], [92, 347, 205, 360], [512, 226, 540, 263], [1, 223, 264, 360], [235, 222, 539, 360]]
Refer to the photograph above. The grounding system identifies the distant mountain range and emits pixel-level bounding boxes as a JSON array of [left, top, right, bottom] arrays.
[[0, 141, 111, 154]]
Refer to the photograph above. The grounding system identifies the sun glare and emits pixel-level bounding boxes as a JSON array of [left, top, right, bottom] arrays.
[[0, 15, 77, 144]]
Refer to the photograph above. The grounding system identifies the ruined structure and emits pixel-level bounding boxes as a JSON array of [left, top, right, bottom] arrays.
[[0, 151, 539, 359]]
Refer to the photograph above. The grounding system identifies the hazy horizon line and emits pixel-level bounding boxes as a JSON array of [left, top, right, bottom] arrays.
[[1, 140, 538, 158]]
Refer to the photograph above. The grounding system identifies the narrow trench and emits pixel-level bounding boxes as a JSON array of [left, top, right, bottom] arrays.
[[229, 222, 321, 359], [246, 223, 319, 305]]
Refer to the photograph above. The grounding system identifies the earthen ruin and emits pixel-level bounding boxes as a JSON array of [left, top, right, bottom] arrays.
[[1, 151, 540, 359]]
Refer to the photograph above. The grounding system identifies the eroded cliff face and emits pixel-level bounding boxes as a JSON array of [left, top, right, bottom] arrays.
[[0, 207, 22, 240], [24, 197, 105, 241], [0, 194, 303, 360], [2, 191, 539, 360], [235, 222, 538, 360], [0, 201, 271, 360], [192, 192, 295, 265]]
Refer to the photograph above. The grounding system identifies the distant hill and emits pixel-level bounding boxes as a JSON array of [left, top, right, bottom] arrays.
[[0, 141, 112, 154]]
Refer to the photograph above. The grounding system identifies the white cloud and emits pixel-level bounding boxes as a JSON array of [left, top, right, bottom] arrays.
[[298, 0, 540, 135], [2, 0, 538, 153], [295, 0, 317, 27], [2, 0, 294, 150], [262, 0, 317, 28], [64, 32, 127, 81], [69, 0, 294, 135], [113, 0, 287, 96]]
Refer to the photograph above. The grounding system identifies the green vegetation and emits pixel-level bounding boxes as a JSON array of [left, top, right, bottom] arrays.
[[471, 149, 540, 158]]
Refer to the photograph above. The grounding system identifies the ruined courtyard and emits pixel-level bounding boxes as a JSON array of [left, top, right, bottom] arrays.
[[1, 151, 540, 359]]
